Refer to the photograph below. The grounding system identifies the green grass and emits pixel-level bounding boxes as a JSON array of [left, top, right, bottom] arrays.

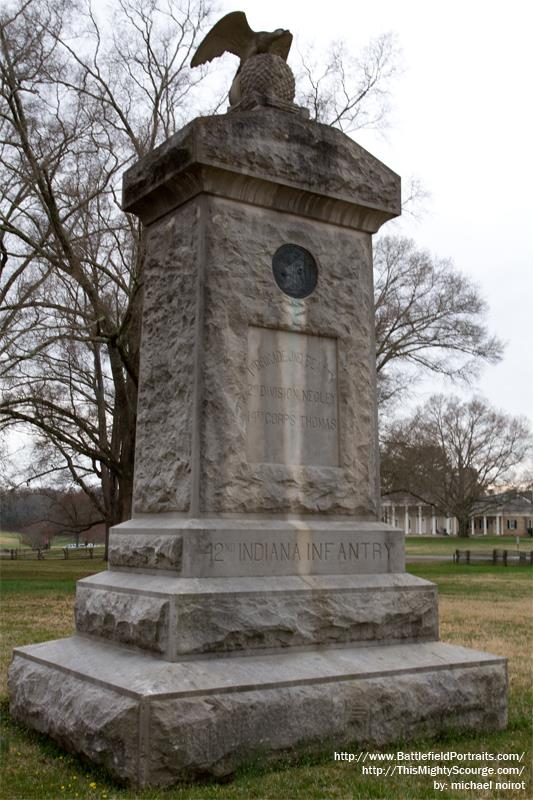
[[0, 559, 107, 596], [408, 562, 533, 597], [405, 534, 533, 556], [0, 559, 531, 799], [0, 531, 22, 549]]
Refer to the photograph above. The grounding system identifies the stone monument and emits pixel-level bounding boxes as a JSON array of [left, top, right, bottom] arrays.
[[9, 12, 507, 788]]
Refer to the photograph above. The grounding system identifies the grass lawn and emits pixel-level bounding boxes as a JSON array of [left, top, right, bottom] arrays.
[[405, 535, 533, 556], [0, 532, 22, 549], [0, 558, 531, 799]]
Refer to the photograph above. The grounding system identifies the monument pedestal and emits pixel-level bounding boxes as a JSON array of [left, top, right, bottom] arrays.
[[9, 108, 507, 787], [10, 636, 506, 787]]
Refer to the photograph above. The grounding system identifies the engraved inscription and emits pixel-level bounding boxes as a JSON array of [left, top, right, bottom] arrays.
[[205, 540, 392, 565], [246, 327, 339, 465], [188, 530, 401, 577]]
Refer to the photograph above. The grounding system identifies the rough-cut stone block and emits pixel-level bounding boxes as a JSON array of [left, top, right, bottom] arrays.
[[132, 201, 197, 514], [172, 580, 438, 655], [9, 637, 507, 788], [75, 572, 438, 656], [75, 586, 169, 654], [108, 534, 183, 570], [8, 656, 140, 781]]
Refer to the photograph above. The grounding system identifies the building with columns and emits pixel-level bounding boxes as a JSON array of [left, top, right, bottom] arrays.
[[469, 492, 533, 537], [381, 491, 533, 537]]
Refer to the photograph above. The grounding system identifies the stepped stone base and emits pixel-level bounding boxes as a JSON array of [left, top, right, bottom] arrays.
[[74, 572, 438, 657], [9, 637, 507, 788]]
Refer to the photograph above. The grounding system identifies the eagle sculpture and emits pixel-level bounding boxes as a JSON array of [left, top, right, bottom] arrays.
[[191, 11, 294, 107]]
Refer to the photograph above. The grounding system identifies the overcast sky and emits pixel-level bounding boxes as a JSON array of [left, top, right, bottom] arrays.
[[218, 0, 533, 430]]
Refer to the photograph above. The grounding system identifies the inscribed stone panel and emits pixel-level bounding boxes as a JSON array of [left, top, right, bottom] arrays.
[[246, 327, 339, 466]]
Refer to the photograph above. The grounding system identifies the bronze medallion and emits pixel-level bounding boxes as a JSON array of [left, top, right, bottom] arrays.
[[272, 244, 318, 299]]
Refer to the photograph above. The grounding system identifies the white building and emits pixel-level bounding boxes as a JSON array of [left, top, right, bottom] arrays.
[[381, 491, 533, 536]]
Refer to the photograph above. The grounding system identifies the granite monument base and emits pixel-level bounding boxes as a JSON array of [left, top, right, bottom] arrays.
[[9, 637, 506, 787], [73, 572, 439, 657]]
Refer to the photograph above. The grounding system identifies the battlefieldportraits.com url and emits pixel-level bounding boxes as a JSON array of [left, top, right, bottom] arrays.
[[333, 749, 529, 793]]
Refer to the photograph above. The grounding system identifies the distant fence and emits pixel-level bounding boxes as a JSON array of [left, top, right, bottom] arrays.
[[454, 548, 533, 566], [1, 545, 105, 561]]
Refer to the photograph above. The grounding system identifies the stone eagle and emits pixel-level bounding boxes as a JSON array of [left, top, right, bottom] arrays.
[[191, 11, 293, 70]]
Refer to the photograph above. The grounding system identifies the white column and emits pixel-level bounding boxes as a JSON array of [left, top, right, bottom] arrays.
[[452, 517, 457, 536], [404, 504, 409, 535], [391, 504, 396, 527], [432, 510, 437, 535], [471, 518, 475, 536], [483, 515, 487, 536], [445, 515, 450, 535], [496, 515, 501, 536], [417, 505, 423, 535]]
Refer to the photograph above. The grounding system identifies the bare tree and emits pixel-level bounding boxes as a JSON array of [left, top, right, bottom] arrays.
[[297, 37, 502, 412], [374, 236, 503, 408], [1, 0, 408, 542], [0, 484, 99, 545], [296, 33, 400, 133], [0, 0, 213, 552], [381, 395, 532, 536]]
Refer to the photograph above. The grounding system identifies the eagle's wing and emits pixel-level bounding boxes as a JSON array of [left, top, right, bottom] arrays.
[[269, 31, 293, 61], [191, 11, 254, 67]]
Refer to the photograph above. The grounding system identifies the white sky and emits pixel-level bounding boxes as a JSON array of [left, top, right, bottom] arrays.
[[220, 0, 533, 430]]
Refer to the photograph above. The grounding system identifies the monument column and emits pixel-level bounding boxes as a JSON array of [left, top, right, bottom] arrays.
[[9, 14, 507, 788]]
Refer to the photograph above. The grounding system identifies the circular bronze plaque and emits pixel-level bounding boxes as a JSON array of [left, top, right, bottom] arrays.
[[272, 244, 318, 299]]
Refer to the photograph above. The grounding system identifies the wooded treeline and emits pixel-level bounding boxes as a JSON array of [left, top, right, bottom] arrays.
[[0, 486, 101, 545]]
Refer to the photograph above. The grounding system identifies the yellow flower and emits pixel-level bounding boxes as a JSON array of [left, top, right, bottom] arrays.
[[89, 783, 97, 789]]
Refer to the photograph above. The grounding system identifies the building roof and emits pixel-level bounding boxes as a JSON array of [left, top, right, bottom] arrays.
[[472, 492, 533, 515], [381, 491, 436, 507]]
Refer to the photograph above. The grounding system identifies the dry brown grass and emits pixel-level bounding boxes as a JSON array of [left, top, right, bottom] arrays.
[[0, 595, 75, 697], [440, 595, 532, 701]]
